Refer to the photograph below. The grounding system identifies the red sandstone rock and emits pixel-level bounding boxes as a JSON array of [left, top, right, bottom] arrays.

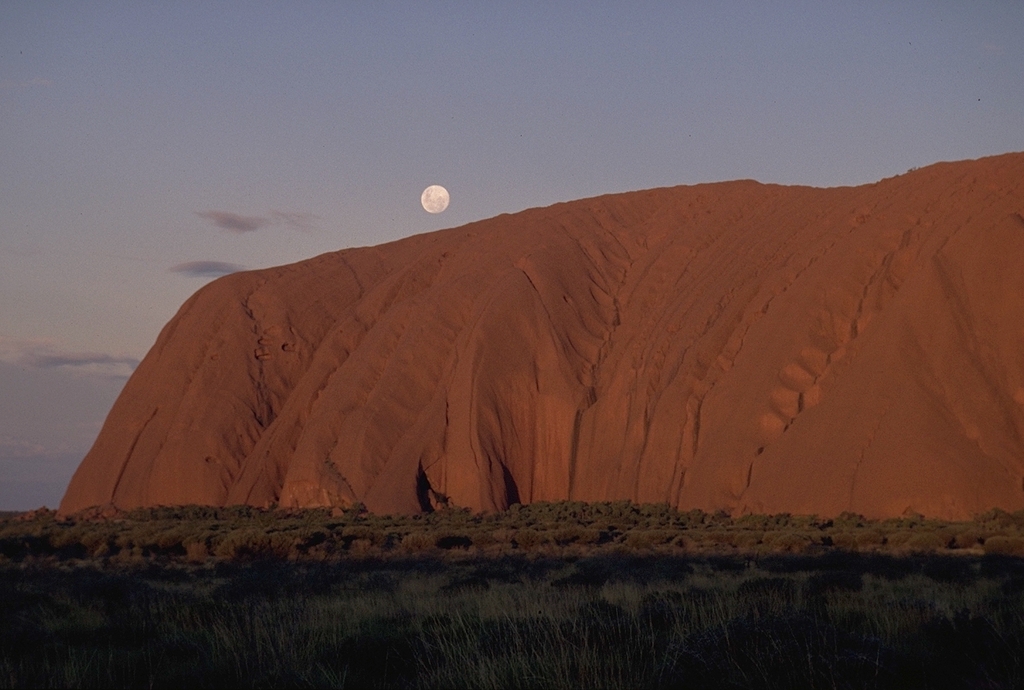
[[60, 154, 1024, 519]]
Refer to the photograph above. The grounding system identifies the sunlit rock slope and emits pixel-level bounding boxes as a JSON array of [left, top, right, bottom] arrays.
[[61, 153, 1024, 519]]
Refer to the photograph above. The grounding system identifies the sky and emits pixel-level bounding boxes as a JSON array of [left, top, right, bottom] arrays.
[[1, 2, 1022, 511]]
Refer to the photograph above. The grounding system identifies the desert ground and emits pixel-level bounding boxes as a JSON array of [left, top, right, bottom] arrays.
[[4, 502, 1024, 688]]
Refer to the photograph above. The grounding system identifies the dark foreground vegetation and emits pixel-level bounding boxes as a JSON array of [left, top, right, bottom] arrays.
[[3, 502, 1024, 688]]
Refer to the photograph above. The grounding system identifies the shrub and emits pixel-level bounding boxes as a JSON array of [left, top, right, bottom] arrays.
[[670, 534, 692, 550], [624, 529, 675, 549], [464, 529, 498, 548], [109, 545, 146, 565], [761, 531, 811, 553], [184, 539, 209, 562], [547, 525, 573, 544], [701, 530, 738, 547], [150, 526, 197, 554], [340, 525, 385, 546], [74, 527, 114, 557], [978, 508, 1016, 529], [902, 531, 948, 553], [834, 511, 866, 528], [829, 530, 859, 551], [952, 529, 983, 549], [982, 536, 1024, 557], [551, 526, 599, 546], [45, 526, 84, 550], [482, 528, 515, 547], [213, 529, 293, 560], [735, 514, 771, 530], [680, 509, 710, 527], [732, 532, 763, 550], [854, 529, 886, 548], [512, 529, 544, 549], [623, 531, 653, 549], [400, 531, 437, 552], [575, 528, 602, 545]]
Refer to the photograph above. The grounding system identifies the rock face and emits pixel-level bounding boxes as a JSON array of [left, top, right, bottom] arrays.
[[61, 154, 1024, 519]]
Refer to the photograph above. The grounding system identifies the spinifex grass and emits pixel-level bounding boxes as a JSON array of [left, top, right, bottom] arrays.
[[3, 503, 1024, 687], [2, 551, 1024, 689]]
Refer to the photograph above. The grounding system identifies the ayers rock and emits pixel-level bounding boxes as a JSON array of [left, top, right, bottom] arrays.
[[61, 153, 1024, 519]]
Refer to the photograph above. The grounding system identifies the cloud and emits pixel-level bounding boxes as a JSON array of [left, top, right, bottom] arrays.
[[196, 209, 320, 233], [0, 337, 138, 380], [0, 435, 47, 459], [169, 261, 246, 278], [22, 352, 140, 370], [196, 210, 270, 233], [269, 210, 319, 231]]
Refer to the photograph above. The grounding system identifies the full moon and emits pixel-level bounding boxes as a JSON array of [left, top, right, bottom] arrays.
[[421, 185, 450, 214]]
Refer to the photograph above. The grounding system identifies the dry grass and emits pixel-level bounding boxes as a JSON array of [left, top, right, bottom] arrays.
[[3, 503, 1024, 687], [2, 548, 1024, 688]]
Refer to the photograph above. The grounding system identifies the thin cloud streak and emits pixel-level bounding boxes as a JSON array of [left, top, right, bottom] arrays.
[[169, 261, 246, 278], [0, 436, 47, 460], [269, 209, 320, 231], [22, 352, 140, 370], [0, 337, 138, 380], [196, 210, 269, 233], [196, 209, 319, 233]]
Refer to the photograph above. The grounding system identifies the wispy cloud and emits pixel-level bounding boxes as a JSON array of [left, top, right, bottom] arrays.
[[169, 261, 246, 278], [196, 210, 270, 233], [269, 210, 319, 231], [22, 351, 139, 370], [0, 435, 47, 460], [197, 209, 320, 233], [0, 337, 138, 380]]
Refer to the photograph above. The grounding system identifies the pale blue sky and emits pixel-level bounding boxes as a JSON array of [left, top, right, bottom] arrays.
[[2, 2, 1022, 509]]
